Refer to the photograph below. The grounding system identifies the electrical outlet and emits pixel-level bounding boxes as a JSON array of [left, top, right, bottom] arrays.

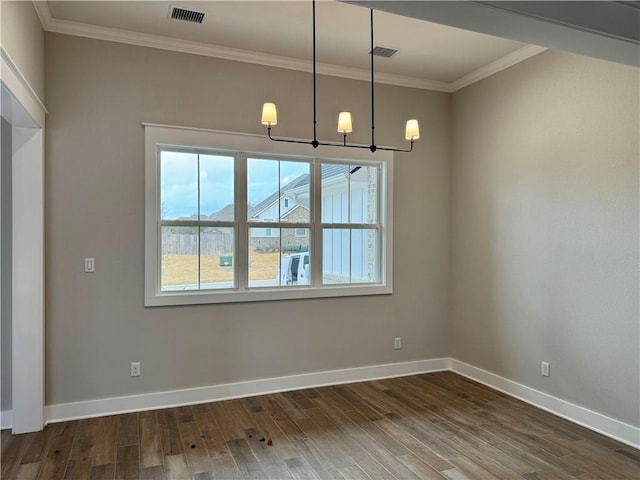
[[131, 362, 141, 377], [541, 361, 550, 377], [394, 337, 402, 350], [84, 257, 95, 273]]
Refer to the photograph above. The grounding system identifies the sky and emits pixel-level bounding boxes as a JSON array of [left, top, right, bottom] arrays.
[[160, 151, 309, 219]]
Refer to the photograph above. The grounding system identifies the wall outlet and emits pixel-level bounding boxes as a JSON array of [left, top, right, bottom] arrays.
[[131, 362, 141, 377], [394, 337, 402, 350], [541, 361, 550, 377], [84, 257, 95, 273]]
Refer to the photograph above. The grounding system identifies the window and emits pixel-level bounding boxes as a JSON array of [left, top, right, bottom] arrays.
[[159, 151, 235, 291], [145, 125, 392, 306], [321, 164, 380, 284]]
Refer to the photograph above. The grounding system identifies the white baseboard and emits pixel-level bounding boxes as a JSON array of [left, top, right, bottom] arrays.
[[42, 357, 639, 450], [1, 409, 12, 430], [450, 358, 640, 449], [45, 358, 450, 424]]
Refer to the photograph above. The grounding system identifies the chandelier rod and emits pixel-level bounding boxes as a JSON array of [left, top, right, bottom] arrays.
[[312, 0, 319, 148], [370, 8, 375, 150]]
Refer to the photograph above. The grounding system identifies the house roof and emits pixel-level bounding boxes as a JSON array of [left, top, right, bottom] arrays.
[[292, 164, 350, 189], [248, 173, 309, 219], [206, 204, 235, 221]]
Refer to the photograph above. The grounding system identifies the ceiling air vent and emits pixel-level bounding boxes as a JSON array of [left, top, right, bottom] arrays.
[[370, 46, 398, 58], [169, 6, 206, 24]]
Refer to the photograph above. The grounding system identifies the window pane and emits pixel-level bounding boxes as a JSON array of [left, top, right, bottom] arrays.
[[281, 228, 310, 260], [280, 161, 310, 223], [351, 228, 378, 283], [160, 151, 198, 220], [321, 164, 378, 224], [321, 164, 350, 223], [322, 228, 378, 284], [248, 228, 310, 287], [248, 158, 279, 222], [200, 154, 234, 221], [248, 159, 310, 223], [350, 165, 378, 224], [161, 226, 198, 290], [322, 228, 350, 284], [248, 226, 279, 287], [200, 227, 234, 289]]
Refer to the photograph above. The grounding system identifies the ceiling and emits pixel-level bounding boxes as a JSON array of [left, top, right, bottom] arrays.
[[38, 1, 533, 91], [349, 1, 640, 68]]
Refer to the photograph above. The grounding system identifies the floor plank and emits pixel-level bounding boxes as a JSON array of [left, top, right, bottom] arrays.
[[139, 411, 163, 469], [157, 409, 182, 457], [226, 438, 268, 480], [115, 444, 139, 480], [36, 423, 75, 480]]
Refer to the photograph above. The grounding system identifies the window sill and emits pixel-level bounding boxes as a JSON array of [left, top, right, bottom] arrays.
[[144, 283, 392, 307]]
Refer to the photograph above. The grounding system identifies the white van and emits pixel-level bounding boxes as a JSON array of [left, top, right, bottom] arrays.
[[279, 252, 310, 285]]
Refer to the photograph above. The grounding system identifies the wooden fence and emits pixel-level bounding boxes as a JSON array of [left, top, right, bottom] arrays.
[[162, 231, 233, 256]]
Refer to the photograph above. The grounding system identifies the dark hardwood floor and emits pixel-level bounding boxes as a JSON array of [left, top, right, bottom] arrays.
[[1, 372, 638, 479]]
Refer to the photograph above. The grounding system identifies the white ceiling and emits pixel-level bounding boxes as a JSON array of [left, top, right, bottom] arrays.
[[41, 1, 532, 89]]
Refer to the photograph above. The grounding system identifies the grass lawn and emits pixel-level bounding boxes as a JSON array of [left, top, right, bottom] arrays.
[[162, 252, 281, 286]]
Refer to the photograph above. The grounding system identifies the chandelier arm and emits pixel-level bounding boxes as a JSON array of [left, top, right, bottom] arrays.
[[268, 127, 315, 147], [375, 142, 414, 153]]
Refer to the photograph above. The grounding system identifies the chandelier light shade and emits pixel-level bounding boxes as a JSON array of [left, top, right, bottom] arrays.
[[337, 112, 353, 133], [261, 0, 419, 153], [261, 103, 278, 126], [405, 119, 420, 140]]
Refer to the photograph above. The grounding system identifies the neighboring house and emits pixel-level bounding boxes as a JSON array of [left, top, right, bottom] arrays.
[[247, 173, 311, 251]]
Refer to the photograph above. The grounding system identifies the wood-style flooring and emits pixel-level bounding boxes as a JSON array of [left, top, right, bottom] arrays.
[[1, 372, 638, 479]]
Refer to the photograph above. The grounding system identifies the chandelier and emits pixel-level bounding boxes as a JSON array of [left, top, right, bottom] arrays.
[[260, 0, 420, 153]]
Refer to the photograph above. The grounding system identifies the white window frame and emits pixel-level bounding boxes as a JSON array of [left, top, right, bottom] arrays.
[[144, 124, 393, 306]]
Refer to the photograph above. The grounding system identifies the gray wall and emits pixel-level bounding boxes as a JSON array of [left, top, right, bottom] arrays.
[[44, 33, 451, 405], [450, 50, 639, 426], [0, 1, 46, 102], [1, 117, 12, 411]]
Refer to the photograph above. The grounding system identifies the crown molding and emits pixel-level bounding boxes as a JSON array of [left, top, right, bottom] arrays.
[[450, 44, 548, 91], [32, 1, 53, 30], [32, 1, 545, 93]]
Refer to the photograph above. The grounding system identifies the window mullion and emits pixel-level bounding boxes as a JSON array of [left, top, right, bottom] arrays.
[[236, 153, 248, 290], [348, 165, 352, 283], [311, 159, 322, 287], [197, 154, 201, 289], [377, 163, 383, 285], [155, 147, 162, 295]]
